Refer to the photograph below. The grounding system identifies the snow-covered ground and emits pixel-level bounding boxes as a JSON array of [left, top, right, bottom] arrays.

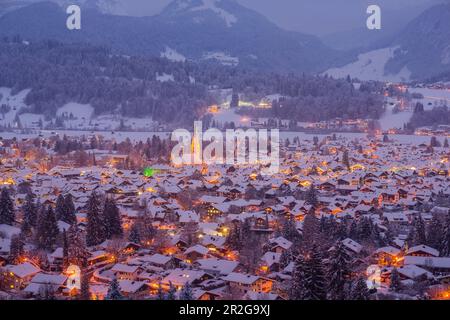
[[0, 130, 445, 146], [203, 52, 239, 66], [156, 73, 175, 82], [190, 0, 238, 27], [409, 87, 450, 110], [0, 87, 32, 128], [211, 108, 243, 125], [325, 47, 411, 82], [160, 46, 186, 62], [57, 103, 95, 129], [379, 104, 413, 131]]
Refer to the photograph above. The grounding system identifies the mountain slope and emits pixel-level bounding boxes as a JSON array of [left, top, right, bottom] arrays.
[[384, 3, 450, 80], [325, 3, 450, 81], [0, 0, 348, 73]]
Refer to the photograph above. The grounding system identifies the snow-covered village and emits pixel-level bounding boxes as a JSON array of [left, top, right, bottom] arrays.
[[1, 0, 450, 306], [0, 126, 449, 301]]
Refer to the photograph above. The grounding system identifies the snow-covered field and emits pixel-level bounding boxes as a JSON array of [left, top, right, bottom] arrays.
[[203, 52, 239, 66], [160, 47, 186, 62], [156, 73, 175, 82], [57, 103, 95, 129], [379, 104, 413, 131], [211, 108, 243, 125], [0, 87, 31, 127], [325, 47, 411, 82], [409, 87, 450, 110]]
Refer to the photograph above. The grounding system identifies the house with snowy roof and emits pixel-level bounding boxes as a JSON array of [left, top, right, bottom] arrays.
[[161, 269, 211, 290], [195, 258, 239, 276], [23, 273, 68, 297], [407, 245, 440, 258], [221, 272, 274, 295], [4, 262, 41, 289]]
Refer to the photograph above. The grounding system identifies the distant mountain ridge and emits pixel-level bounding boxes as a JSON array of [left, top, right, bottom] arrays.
[[0, 0, 350, 74]]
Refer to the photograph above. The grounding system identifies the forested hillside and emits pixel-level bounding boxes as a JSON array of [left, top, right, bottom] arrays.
[[0, 39, 384, 125]]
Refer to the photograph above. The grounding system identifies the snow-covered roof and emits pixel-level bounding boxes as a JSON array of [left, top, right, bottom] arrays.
[[7, 262, 40, 278], [31, 273, 67, 285], [342, 238, 363, 254], [196, 258, 238, 275], [221, 272, 260, 285], [0, 224, 21, 239], [111, 263, 140, 274], [407, 245, 439, 257], [404, 256, 450, 269]]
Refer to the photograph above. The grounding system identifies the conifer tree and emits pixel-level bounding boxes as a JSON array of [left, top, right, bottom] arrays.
[[8, 234, 24, 264], [389, 268, 402, 292], [103, 197, 123, 239], [0, 187, 15, 225], [350, 277, 370, 300], [22, 192, 37, 229], [411, 213, 427, 246], [62, 229, 69, 268], [279, 249, 292, 270], [342, 149, 350, 170], [63, 194, 77, 225], [67, 225, 89, 267], [35, 206, 59, 250], [180, 282, 194, 300], [289, 255, 308, 300], [441, 214, 450, 257], [303, 245, 327, 300], [79, 270, 91, 300], [128, 222, 141, 244], [327, 241, 351, 300], [157, 281, 165, 300], [225, 224, 241, 251], [166, 281, 177, 300], [55, 194, 65, 221], [302, 207, 319, 248], [305, 184, 318, 207], [106, 278, 124, 300], [348, 220, 358, 240], [357, 216, 373, 241], [86, 191, 106, 246], [282, 215, 301, 244]]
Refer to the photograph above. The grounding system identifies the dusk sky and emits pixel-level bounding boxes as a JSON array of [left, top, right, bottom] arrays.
[[122, 0, 444, 35]]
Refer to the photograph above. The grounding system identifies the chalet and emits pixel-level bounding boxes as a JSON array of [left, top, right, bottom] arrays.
[[221, 272, 274, 294], [3, 262, 41, 290], [381, 265, 433, 284], [407, 245, 440, 257], [195, 259, 239, 276], [404, 256, 450, 275], [184, 245, 210, 262], [269, 237, 293, 254], [110, 264, 142, 280], [374, 247, 402, 266], [161, 269, 211, 290], [342, 238, 363, 255], [118, 280, 148, 298], [260, 252, 281, 272], [139, 254, 178, 269], [23, 273, 68, 297]]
